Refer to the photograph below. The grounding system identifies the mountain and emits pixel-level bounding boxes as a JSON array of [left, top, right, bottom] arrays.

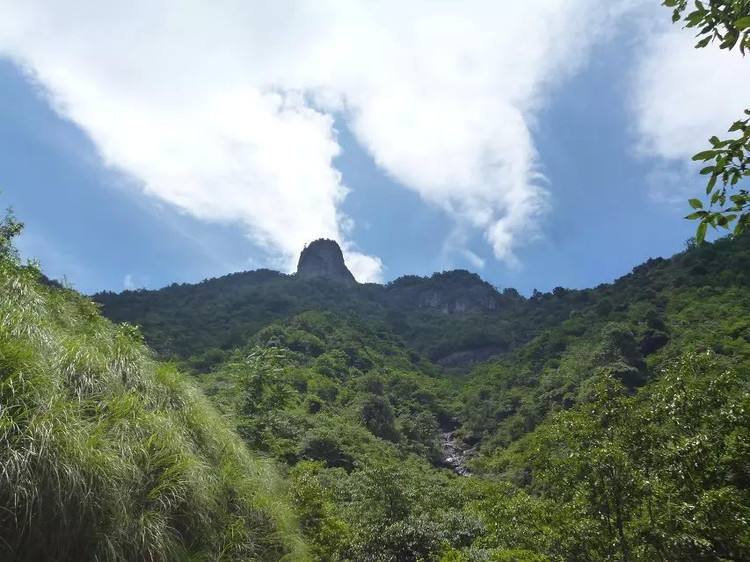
[[93, 246, 574, 367], [6, 220, 750, 561], [296, 239, 357, 286], [88, 234, 750, 559], [93, 234, 750, 373]]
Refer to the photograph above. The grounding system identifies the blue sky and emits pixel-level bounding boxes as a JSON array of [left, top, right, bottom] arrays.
[[0, 2, 747, 295]]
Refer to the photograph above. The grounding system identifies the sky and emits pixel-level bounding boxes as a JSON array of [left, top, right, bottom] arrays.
[[0, 1, 748, 295]]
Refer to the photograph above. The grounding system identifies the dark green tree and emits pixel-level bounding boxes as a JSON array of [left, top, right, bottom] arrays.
[[360, 394, 400, 442]]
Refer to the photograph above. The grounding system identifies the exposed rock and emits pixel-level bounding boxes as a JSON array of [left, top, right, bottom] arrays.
[[439, 431, 472, 476], [296, 239, 357, 286], [384, 270, 503, 313]]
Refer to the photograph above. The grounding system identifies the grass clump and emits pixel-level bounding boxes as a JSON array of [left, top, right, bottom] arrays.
[[0, 243, 308, 560]]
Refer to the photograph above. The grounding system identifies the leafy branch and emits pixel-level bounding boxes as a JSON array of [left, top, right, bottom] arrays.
[[664, 0, 750, 53], [686, 110, 750, 242], [663, 0, 750, 242]]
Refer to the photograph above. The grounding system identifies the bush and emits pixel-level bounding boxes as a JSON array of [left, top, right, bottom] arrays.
[[360, 394, 399, 441], [298, 430, 355, 470]]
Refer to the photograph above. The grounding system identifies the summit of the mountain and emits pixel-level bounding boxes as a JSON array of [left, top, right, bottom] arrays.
[[295, 239, 357, 286]]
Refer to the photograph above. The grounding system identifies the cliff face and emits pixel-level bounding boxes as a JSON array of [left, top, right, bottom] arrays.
[[296, 239, 357, 286], [384, 270, 507, 314]]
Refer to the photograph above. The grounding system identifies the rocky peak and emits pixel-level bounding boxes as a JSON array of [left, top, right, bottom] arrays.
[[296, 239, 357, 286]]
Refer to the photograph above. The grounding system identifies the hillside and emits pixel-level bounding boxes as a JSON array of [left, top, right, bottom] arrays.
[[0, 220, 308, 561], [459, 234, 750, 452], [89, 234, 750, 560], [94, 235, 750, 376], [94, 253, 582, 369], [4, 212, 750, 561]]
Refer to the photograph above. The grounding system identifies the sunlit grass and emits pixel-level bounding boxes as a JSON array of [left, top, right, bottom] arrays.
[[0, 257, 309, 561]]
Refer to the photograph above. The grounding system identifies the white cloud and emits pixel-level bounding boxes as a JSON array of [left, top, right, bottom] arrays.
[[0, 0, 640, 280], [461, 249, 486, 270], [632, 25, 750, 174], [342, 249, 384, 285]]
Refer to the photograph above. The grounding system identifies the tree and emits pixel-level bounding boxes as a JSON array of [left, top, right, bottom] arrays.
[[664, 0, 750, 241], [521, 352, 750, 560], [236, 346, 297, 452], [0, 207, 23, 260], [360, 394, 400, 442]]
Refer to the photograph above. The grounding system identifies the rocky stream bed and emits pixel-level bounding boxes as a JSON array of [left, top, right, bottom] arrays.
[[440, 431, 472, 476]]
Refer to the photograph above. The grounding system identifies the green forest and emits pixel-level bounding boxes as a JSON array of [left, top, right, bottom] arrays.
[[4, 198, 750, 560]]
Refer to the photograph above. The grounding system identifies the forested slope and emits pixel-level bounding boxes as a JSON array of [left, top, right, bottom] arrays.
[[91, 233, 750, 560], [459, 234, 750, 451], [0, 225, 308, 561], [93, 268, 584, 368]]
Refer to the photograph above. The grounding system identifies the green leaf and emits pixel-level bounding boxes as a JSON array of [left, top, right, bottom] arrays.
[[696, 221, 708, 244], [735, 16, 750, 30], [685, 211, 707, 220], [720, 32, 739, 50], [695, 36, 711, 48], [706, 175, 717, 193], [709, 135, 720, 146], [699, 165, 714, 175], [688, 198, 704, 209], [692, 150, 716, 161]]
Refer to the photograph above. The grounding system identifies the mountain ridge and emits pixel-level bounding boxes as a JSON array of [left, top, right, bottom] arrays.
[[92, 235, 750, 370]]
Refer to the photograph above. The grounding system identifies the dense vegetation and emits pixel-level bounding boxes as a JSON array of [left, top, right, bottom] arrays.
[[0, 213, 307, 561], [88, 231, 750, 561], [94, 268, 593, 370]]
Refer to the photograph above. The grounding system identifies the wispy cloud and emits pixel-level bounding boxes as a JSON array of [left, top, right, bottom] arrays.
[[0, 0, 642, 279], [461, 249, 486, 270], [122, 273, 135, 291]]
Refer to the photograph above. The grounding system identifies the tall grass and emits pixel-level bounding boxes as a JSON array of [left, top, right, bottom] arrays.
[[0, 257, 309, 561]]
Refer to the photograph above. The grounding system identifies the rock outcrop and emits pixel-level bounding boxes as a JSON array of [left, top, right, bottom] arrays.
[[296, 239, 357, 286], [384, 270, 505, 313]]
